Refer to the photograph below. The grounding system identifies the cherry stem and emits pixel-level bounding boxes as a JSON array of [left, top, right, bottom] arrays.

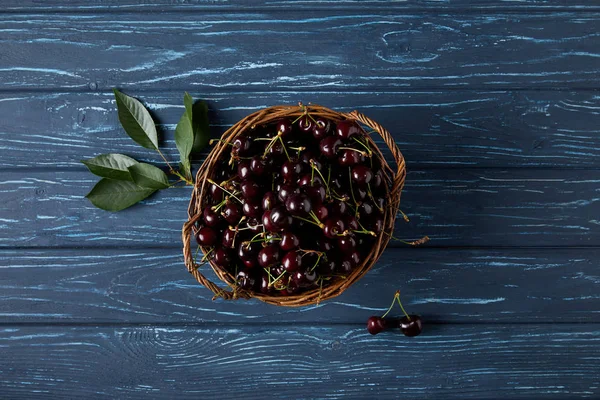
[[308, 210, 323, 226], [211, 197, 229, 212], [380, 292, 398, 319], [399, 209, 410, 222], [396, 291, 411, 321], [193, 245, 201, 265], [207, 179, 243, 204], [352, 137, 372, 156], [199, 247, 214, 264], [311, 161, 330, 193], [209, 139, 233, 146], [339, 146, 369, 157], [309, 253, 323, 272], [278, 136, 291, 161], [293, 215, 324, 229]]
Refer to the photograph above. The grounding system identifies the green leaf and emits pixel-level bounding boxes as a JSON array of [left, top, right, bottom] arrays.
[[113, 89, 158, 150], [81, 153, 138, 181], [85, 179, 155, 212], [179, 160, 192, 181], [191, 99, 210, 153], [128, 163, 170, 190], [174, 93, 194, 169]]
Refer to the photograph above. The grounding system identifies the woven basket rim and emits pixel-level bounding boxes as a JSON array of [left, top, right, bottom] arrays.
[[182, 103, 406, 307]]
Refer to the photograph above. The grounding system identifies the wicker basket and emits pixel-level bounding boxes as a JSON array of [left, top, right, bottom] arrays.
[[182, 104, 406, 307]]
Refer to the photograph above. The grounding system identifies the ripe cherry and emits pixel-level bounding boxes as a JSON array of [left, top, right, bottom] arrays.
[[221, 202, 242, 225], [282, 160, 305, 182], [276, 118, 293, 137], [277, 184, 300, 203], [312, 117, 331, 139], [298, 174, 324, 188], [339, 149, 365, 166], [232, 136, 252, 156], [238, 161, 251, 179], [222, 227, 236, 248], [236, 270, 256, 290], [305, 185, 326, 204], [319, 136, 342, 158], [240, 180, 260, 200], [323, 217, 345, 239], [329, 201, 348, 216], [242, 200, 262, 217], [262, 210, 277, 232], [258, 244, 281, 267], [399, 315, 423, 337], [195, 227, 218, 246], [345, 215, 359, 231], [367, 316, 387, 335], [270, 206, 293, 231], [297, 115, 313, 132], [212, 247, 232, 267], [351, 165, 374, 186], [282, 250, 302, 272], [260, 274, 272, 294], [203, 207, 221, 227], [338, 234, 357, 252], [280, 232, 300, 251], [285, 193, 312, 216], [314, 204, 329, 221], [210, 183, 224, 200], [250, 156, 268, 176], [336, 120, 361, 140]]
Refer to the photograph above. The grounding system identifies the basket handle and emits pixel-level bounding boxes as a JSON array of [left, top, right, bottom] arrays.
[[344, 110, 406, 207], [182, 202, 249, 300]]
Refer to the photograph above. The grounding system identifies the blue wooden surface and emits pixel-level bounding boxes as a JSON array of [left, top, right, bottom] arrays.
[[1, 2, 599, 398]]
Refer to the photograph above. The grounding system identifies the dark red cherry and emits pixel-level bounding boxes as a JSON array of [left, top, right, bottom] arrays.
[[345, 215, 359, 231], [305, 185, 326, 204], [222, 227, 237, 248], [338, 259, 353, 274], [221, 202, 242, 225], [354, 186, 368, 200], [267, 140, 285, 158], [270, 206, 293, 231], [338, 235, 357, 252], [285, 279, 301, 295], [242, 200, 262, 217], [329, 201, 348, 216], [282, 250, 302, 272], [240, 180, 260, 199], [260, 274, 272, 294], [314, 204, 329, 221], [372, 169, 384, 188], [210, 183, 224, 200], [238, 161, 251, 179], [339, 149, 365, 166], [238, 241, 261, 267], [280, 232, 300, 251], [258, 244, 281, 267], [347, 250, 361, 267], [399, 315, 423, 337], [323, 217, 346, 239], [319, 136, 342, 159], [319, 258, 337, 275], [195, 227, 218, 246], [282, 160, 305, 182], [351, 165, 373, 186], [247, 217, 262, 231], [367, 316, 388, 335], [312, 117, 331, 139], [212, 247, 232, 267], [373, 217, 384, 235], [203, 207, 221, 227], [262, 192, 277, 211], [232, 136, 252, 156], [262, 210, 277, 232], [278, 184, 300, 203], [250, 156, 268, 176], [336, 120, 361, 140], [276, 118, 293, 137], [285, 193, 312, 216], [359, 202, 375, 218], [297, 115, 313, 132], [298, 173, 324, 188], [374, 197, 385, 213], [236, 270, 256, 290], [318, 240, 335, 253]]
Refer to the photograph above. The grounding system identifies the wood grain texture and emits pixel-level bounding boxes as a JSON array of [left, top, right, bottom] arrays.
[[3, 0, 600, 12], [2, 90, 600, 169], [2, 248, 599, 324], [1, 325, 599, 399], [1, 169, 597, 248], [0, 12, 599, 91]]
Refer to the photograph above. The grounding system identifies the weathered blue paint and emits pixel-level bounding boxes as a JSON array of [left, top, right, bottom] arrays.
[[0, 2, 599, 398]]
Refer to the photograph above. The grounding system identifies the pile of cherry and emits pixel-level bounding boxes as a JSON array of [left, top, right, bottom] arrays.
[[195, 114, 387, 296]]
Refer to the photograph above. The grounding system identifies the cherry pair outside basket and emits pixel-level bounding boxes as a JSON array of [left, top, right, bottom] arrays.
[[182, 104, 406, 307]]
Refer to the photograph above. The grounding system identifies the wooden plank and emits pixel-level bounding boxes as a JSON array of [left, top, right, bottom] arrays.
[[3, 0, 599, 12], [2, 90, 600, 169], [0, 13, 599, 90], [2, 248, 600, 324], [1, 324, 599, 399], [1, 169, 597, 248]]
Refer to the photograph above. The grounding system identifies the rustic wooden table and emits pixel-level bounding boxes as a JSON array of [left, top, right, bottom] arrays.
[[1, 1, 599, 398]]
